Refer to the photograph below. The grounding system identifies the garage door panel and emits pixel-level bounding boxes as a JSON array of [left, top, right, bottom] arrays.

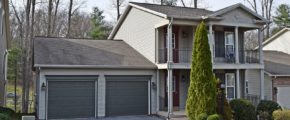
[[106, 76, 150, 116], [47, 81, 96, 119], [277, 87, 290, 109]]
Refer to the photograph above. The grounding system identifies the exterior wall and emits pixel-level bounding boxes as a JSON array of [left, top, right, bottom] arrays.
[[263, 31, 290, 54], [246, 70, 272, 100], [114, 7, 167, 63], [37, 68, 156, 120], [158, 69, 165, 110], [0, 0, 8, 106]]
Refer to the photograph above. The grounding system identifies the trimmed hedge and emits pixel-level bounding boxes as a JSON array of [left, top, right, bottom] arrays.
[[257, 100, 281, 120], [207, 114, 221, 120], [230, 99, 256, 120], [197, 113, 208, 120], [272, 110, 290, 120]]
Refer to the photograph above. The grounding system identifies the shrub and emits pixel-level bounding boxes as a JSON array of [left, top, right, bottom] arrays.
[[230, 99, 256, 120], [257, 100, 281, 120], [216, 79, 233, 120], [197, 113, 208, 120], [272, 110, 290, 120], [0, 107, 16, 116], [207, 114, 221, 120], [0, 113, 9, 120]]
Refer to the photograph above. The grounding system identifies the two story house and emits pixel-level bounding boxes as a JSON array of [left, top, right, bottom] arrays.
[[109, 2, 270, 113], [34, 2, 270, 120], [0, 0, 11, 107]]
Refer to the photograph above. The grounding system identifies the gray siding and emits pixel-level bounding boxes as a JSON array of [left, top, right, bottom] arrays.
[[37, 68, 156, 120], [246, 70, 272, 100], [114, 7, 166, 63]]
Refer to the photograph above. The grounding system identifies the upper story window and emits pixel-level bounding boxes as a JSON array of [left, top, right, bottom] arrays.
[[165, 33, 176, 49], [225, 32, 235, 62]]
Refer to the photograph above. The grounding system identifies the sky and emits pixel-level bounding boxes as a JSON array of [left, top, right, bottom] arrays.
[[76, 0, 289, 21]]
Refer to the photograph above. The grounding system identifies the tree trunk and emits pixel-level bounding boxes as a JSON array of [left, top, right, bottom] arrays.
[[67, 0, 73, 38], [47, 0, 53, 36], [51, 0, 60, 36], [194, 0, 197, 8], [22, 0, 32, 113], [117, 0, 120, 20], [181, 0, 186, 7]]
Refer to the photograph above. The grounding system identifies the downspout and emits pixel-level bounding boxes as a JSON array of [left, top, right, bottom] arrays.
[[3, 49, 8, 106], [167, 17, 173, 120]]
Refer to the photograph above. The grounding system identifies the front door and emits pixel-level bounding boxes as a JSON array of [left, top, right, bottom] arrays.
[[164, 26, 179, 63], [165, 70, 180, 107]]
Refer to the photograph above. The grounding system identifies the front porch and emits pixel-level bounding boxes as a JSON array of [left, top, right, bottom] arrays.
[[156, 69, 264, 117]]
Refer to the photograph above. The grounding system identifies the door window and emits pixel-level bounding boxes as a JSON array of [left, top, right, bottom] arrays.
[[225, 73, 235, 100], [225, 32, 235, 60]]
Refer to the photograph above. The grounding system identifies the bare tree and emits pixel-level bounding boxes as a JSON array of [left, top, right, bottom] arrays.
[[244, 0, 274, 38], [47, 0, 53, 36], [51, 0, 60, 35], [67, 0, 73, 37]]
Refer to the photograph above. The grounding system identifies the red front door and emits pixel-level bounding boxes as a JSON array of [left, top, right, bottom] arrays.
[[164, 70, 180, 107], [164, 26, 179, 63]]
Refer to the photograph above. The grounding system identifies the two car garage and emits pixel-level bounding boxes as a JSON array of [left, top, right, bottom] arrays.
[[46, 75, 151, 119]]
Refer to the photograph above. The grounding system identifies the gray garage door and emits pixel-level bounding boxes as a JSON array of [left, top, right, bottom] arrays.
[[277, 87, 290, 109], [47, 76, 97, 119], [106, 75, 151, 116]]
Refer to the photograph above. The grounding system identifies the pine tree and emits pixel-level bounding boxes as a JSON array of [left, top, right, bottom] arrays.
[[274, 4, 290, 28], [186, 21, 217, 120]]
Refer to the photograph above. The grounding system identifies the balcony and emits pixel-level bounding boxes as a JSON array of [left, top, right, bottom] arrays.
[[158, 48, 260, 64], [158, 48, 192, 63]]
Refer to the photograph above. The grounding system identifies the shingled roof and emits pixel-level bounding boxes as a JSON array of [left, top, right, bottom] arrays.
[[264, 51, 290, 76], [34, 37, 156, 69], [130, 2, 213, 19]]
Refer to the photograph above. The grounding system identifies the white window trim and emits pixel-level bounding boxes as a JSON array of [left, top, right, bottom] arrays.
[[225, 73, 235, 100], [224, 32, 235, 57], [245, 80, 249, 94], [165, 33, 176, 49]]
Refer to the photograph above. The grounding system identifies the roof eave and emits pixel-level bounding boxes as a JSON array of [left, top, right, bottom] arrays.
[[34, 64, 157, 69]]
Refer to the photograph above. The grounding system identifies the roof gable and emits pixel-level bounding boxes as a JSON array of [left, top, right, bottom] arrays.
[[209, 3, 267, 22], [263, 28, 290, 47]]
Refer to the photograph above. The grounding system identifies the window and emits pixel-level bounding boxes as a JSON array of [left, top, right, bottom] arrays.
[[225, 32, 235, 59], [225, 73, 235, 100], [245, 80, 249, 94], [165, 33, 176, 48]]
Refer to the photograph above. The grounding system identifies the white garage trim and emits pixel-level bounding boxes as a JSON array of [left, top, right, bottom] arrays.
[[44, 75, 98, 120]]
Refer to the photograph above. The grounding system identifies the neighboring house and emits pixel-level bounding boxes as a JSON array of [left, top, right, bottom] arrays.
[[0, 0, 11, 107], [34, 2, 268, 120], [263, 51, 290, 109], [262, 28, 290, 109]]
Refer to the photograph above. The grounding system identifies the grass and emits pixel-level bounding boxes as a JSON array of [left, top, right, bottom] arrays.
[[5, 83, 35, 113]]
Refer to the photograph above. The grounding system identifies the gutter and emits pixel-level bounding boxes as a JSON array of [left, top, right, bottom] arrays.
[[34, 64, 157, 69], [167, 17, 173, 120]]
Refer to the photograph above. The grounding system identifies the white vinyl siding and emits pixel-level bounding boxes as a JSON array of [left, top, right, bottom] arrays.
[[263, 31, 290, 54], [114, 7, 166, 63]]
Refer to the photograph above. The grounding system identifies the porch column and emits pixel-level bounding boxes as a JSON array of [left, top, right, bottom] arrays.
[[235, 26, 239, 63], [236, 69, 241, 98], [258, 28, 265, 100], [209, 24, 214, 63], [167, 19, 173, 115]]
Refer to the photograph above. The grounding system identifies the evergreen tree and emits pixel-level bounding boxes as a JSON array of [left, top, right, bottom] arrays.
[[89, 7, 106, 39], [186, 21, 217, 120], [273, 4, 290, 30]]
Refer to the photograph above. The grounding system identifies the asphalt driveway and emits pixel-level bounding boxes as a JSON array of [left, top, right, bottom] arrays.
[[57, 115, 164, 120]]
